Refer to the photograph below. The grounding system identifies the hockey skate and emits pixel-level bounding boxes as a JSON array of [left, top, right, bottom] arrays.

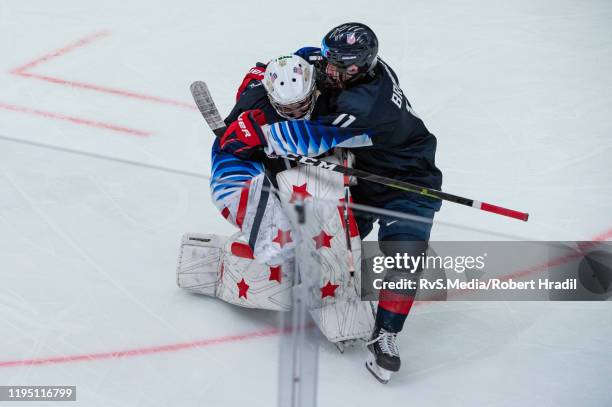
[[365, 327, 400, 384]]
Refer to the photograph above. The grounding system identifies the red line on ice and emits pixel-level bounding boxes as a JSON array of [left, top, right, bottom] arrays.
[[0, 101, 150, 136], [0, 227, 609, 368], [592, 228, 612, 242], [11, 31, 111, 73], [482, 227, 612, 282], [0, 328, 280, 368], [11, 31, 196, 110]]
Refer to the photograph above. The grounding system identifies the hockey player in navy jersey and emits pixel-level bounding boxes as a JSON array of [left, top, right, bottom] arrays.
[[219, 23, 443, 383]]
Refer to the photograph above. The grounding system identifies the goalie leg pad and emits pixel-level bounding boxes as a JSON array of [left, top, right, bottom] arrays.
[[215, 235, 293, 311], [177, 232, 293, 311], [176, 233, 228, 296], [276, 152, 375, 343]]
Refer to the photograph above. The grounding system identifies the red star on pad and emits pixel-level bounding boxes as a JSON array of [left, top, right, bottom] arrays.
[[313, 230, 333, 249], [320, 281, 339, 298], [237, 278, 249, 299], [269, 266, 282, 283], [273, 229, 293, 248], [289, 183, 312, 203]]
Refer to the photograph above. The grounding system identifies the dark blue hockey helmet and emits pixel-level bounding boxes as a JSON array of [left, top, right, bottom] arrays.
[[320, 22, 378, 87]]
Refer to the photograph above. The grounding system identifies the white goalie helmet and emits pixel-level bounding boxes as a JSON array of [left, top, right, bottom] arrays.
[[263, 55, 317, 119]]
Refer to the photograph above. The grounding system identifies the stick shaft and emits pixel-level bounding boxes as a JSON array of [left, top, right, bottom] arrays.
[[190, 81, 529, 222]]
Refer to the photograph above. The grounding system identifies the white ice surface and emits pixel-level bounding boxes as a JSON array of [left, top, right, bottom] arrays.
[[0, 0, 611, 406]]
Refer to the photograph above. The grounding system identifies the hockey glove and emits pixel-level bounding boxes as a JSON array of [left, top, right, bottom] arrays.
[[235, 64, 266, 101], [220, 109, 268, 159]]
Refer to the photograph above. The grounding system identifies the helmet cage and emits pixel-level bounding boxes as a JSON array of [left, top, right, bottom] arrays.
[[267, 80, 316, 120]]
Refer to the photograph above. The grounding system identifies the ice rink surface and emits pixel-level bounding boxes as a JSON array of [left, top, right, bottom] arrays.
[[1, 0, 611, 405]]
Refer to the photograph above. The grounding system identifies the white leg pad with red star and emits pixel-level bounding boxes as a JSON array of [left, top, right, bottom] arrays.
[[177, 232, 293, 311], [275, 152, 375, 343], [216, 234, 294, 311]]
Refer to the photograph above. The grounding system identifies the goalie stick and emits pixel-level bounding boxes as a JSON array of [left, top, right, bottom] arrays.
[[189, 81, 530, 222]]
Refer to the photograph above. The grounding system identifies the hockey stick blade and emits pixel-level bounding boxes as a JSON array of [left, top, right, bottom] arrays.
[[190, 81, 226, 137]]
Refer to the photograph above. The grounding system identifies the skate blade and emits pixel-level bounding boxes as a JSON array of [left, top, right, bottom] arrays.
[[365, 352, 392, 384]]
